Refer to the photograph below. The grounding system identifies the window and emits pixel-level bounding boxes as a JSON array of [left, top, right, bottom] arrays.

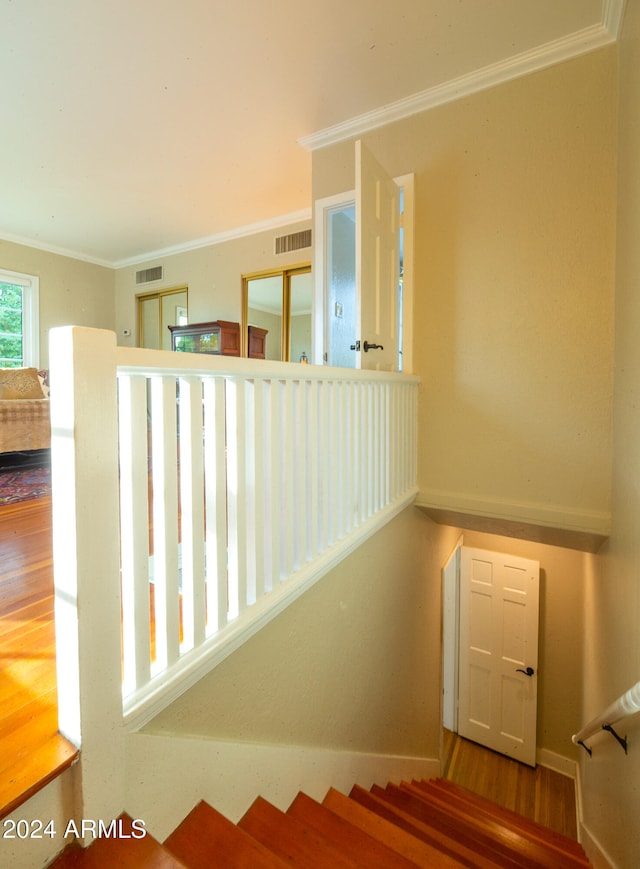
[[0, 269, 40, 368]]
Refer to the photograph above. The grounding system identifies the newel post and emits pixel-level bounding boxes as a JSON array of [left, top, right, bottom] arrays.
[[49, 326, 125, 828]]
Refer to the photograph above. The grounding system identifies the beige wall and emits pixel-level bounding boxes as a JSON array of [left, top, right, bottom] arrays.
[[0, 239, 115, 368], [313, 48, 617, 541], [148, 514, 587, 764], [114, 220, 311, 348], [144, 507, 458, 760], [581, 5, 640, 866]]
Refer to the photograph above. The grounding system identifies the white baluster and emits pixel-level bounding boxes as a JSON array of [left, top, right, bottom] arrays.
[[282, 380, 296, 577], [253, 378, 267, 602], [150, 375, 180, 671], [268, 379, 282, 588], [203, 376, 228, 633], [178, 376, 206, 651], [118, 374, 151, 697]]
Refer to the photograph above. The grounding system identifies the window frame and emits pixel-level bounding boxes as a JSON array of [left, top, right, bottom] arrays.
[[0, 268, 40, 367]]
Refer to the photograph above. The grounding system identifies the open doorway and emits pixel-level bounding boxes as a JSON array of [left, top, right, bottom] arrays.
[[313, 151, 414, 372]]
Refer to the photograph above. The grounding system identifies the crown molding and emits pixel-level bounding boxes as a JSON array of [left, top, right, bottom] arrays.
[[0, 208, 312, 270], [112, 208, 312, 269], [0, 229, 114, 269], [299, 20, 620, 152]]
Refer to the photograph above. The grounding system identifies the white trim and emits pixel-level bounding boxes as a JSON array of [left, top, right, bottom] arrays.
[[126, 732, 440, 839], [312, 189, 356, 366], [441, 544, 460, 732], [312, 173, 414, 371], [417, 488, 611, 537], [0, 267, 40, 367], [0, 208, 312, 270], [396, 173, 415, 374], [579, 817, 620, 869], [604, 0, 628, 40], [298, 23, 618, 152], [0, 230, 114, 268], [535, 747, 577, 779], [114, 209, 313, 269]]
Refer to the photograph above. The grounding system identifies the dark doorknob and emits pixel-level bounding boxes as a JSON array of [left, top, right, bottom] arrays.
[[363, 341, 384, 352], [516, 666, 535, 677]]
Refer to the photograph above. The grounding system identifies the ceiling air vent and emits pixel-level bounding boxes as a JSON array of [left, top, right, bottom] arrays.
[[274, 229, 311, 255], [135, 265, 163, 284]]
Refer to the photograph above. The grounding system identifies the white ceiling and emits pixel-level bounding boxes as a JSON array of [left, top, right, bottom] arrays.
[[0, 0, 622, 267]]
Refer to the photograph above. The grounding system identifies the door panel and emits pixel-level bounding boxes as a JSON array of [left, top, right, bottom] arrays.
[[458, 546, 540, 766], [355, 140, 399, 371]]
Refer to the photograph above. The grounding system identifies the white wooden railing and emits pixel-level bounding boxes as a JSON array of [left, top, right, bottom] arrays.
[[50, 327, 419, 733], [572, 680, 640, 755]]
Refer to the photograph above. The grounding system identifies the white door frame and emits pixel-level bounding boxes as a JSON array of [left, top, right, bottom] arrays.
[[442, 540, 463, 732], [312, 173, 414, 372]]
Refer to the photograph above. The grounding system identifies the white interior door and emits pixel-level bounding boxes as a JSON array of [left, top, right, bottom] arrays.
[[355, 140, 400, 371], [458, 546, 540, 766]]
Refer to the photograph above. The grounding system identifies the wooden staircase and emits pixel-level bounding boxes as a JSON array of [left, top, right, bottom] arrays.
[[48, 778, 592, 868]]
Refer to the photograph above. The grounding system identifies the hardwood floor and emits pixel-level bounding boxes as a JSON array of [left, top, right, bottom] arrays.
[[442, 728, 578, 840], [0, 496, 77, 819]]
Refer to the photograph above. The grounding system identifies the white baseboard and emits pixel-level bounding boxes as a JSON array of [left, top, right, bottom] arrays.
[[578, 819, 617, 869], [574, 763, 617, 869], [125, 732, 440, 841], [535, 747, 577, 778]]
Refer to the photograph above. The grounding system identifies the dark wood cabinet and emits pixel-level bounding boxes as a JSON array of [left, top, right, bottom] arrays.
[[247, 325, 268, 360], [169, 320, 241, 356]]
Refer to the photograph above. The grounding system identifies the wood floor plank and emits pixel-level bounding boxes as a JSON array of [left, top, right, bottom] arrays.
[[0, 733, 77, 820], [442, 730, 578, 841], [0, 494, 74, 820]]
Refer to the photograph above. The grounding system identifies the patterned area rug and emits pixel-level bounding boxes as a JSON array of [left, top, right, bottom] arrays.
[[0, 463, 51, 504]]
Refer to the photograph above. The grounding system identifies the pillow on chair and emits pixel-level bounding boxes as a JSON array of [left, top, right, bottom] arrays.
[[0, 367, 47, 400]]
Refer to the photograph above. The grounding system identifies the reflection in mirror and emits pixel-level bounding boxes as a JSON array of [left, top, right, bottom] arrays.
[[246, 274, 283, 361], [288, 271, 312, 363], [138, 286, 188, 350], [242, 265, 311, 361]]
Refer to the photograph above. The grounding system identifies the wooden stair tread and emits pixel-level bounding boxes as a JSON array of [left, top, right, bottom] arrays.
[[423, 778, 589, 861], [322, 787, 468, 868], [0, 732, 78, 821], [377, 782, 546, 868], [375, 783, 527, 868], [397, 781, 590, 869], [48, 815, 187, 868], [238, 795, 357, 868], [46, 777, 590, 868], [164, 800, 289, 868], [349, 784, 508, 869], [287, 791, 419, 868]]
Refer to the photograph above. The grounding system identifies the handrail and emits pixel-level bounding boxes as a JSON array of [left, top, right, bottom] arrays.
[[572, 680, 640, 755]]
